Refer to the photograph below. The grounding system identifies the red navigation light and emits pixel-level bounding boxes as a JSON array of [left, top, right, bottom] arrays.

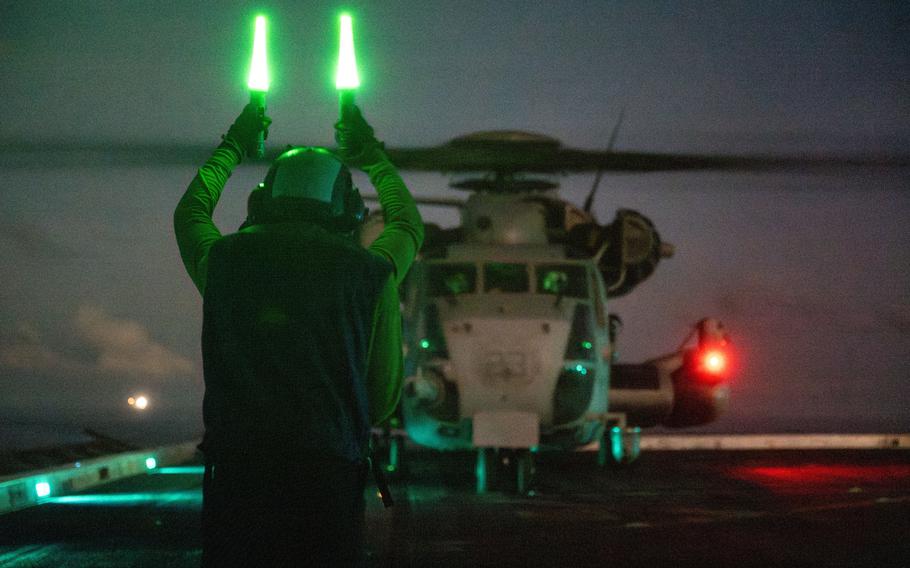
[[702, 349, 727, 374], [688, 347, 729, 383]]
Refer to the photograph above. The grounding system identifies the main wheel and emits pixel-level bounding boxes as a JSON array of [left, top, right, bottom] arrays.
[[476, 447, 490, 493], [598, 426, 641, 467], [515, 449, 534, 494]]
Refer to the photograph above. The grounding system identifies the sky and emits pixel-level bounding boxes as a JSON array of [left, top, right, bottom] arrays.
[[0, 1, 908, 447]]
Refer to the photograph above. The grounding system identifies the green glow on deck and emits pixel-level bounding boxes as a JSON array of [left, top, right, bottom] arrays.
[[46, 491, 201, 506], [152, 466, 205, 475], [247, 15, 269, 92], [335, 14, 360, 89], [475, 450, 487, 493]]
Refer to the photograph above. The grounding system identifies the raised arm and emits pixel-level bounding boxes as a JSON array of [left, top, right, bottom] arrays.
[[173, 104, 271, 295], [336, 106, 423, 425], [335, 106, 424, 284]]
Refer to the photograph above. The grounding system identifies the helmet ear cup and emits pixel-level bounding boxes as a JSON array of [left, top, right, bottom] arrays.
[[335, 186, 366, 232], [243, 183, 269, 228]]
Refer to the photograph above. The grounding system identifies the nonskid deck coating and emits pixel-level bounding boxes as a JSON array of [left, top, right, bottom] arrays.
[[0, 448, 907, 567]]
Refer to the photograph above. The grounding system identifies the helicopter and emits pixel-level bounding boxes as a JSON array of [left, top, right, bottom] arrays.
[[356, 128, 905, 493], [357, 129, 742, 493]]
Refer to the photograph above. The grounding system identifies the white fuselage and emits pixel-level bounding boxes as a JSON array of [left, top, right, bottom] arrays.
[[401, 243, 612, 450]]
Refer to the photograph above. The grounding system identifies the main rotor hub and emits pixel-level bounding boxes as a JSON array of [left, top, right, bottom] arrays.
[[450, 173, 559, 192], [446, 131, 563, 193], [449, 130, 562, 149]]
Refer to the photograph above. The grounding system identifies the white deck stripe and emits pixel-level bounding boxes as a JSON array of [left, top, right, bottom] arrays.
[[636, 434, 910, 450]]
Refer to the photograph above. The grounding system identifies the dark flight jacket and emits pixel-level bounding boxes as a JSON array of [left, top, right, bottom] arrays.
[[174, 137, 424, 464]]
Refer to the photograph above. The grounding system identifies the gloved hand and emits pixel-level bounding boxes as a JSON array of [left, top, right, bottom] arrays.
[[224, 103, 272, 157], [334, 105, 384, 168]]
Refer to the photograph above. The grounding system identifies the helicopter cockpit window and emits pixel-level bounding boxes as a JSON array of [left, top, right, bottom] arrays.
[[428, 264, 477, 297], [536, 264, 588, 298], [484, 263, 529, 293]]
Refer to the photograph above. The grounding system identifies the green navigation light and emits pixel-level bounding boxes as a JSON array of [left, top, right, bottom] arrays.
[[582, 341, 593, 350], [420, 339, 431, 349], [575, 364, 588, 375], [611, 427, 624, 462], [247, 15, 270, 92], [335, 14, 360, 90]]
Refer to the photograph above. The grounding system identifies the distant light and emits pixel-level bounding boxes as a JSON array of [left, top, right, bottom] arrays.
[[581, 341, 593, 350], [145, 457, 157, 470], [420, 339, 430, 349], [575, 364, 587, 375], [35, 482, 51, 498], [127, 397, 136, 406], [134, 396, 149, 410]]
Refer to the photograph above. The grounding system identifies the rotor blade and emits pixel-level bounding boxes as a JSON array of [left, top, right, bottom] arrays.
[[0, 140, 286, 169], [384, 146, 910, 173], [2, 139, 907, 174]]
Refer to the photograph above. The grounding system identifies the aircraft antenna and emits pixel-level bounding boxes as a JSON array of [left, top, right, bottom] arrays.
[[583, 107, 625, 213]]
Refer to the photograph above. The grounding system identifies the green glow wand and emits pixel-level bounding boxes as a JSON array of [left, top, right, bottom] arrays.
[[246, 15, 269, 158], [335, 13, 361, 119]]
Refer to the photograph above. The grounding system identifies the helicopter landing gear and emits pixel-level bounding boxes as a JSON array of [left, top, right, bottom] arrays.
[[373, 420, 407, 478], [476, 447, 535, 494], [385, 432, 406, 476], [598, 425, 641, 466]]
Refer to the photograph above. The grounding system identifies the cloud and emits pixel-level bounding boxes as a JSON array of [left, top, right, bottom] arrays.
[[73, 306, 194, 378], [0, 322, 81, 372], [0, 220, 75, 259], [0, 306, 194, 380]]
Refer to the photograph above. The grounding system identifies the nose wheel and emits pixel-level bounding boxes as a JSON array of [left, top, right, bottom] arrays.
[[476, 448, 535, 494], [598, 426, 641, 466]]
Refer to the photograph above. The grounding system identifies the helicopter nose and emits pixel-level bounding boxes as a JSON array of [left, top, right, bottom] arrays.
[[481, 350, 532, 386]]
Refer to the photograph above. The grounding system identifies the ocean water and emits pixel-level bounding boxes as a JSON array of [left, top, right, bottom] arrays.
[[0, 417, 202, 452], [2, 414, 904, 454]]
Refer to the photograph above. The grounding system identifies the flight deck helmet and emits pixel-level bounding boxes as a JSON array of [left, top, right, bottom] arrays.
[[242, 146, 366, 232]]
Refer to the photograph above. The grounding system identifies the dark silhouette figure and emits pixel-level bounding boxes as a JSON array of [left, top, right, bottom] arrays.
[[174, 104, 423, 566]]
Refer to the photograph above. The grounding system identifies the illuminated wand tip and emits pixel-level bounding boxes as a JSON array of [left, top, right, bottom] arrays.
[[247, 15, 269, 92], [335, 13, 360, 90]]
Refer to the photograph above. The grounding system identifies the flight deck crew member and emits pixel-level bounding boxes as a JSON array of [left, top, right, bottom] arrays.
[[174, 103, 424, 567]]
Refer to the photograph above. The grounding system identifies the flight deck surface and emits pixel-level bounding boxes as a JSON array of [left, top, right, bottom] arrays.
[[1, 448, 908, 567]]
